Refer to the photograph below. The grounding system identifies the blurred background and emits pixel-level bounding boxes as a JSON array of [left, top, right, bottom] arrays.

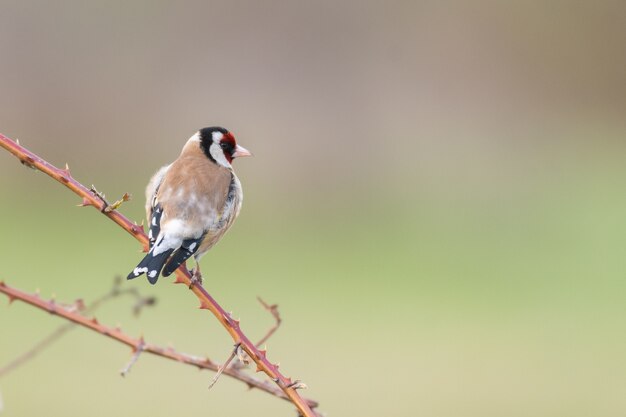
[[1, 1, 626, 416]]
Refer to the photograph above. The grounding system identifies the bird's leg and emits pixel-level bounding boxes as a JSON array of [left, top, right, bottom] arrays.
[[189, 260, 203, 289]]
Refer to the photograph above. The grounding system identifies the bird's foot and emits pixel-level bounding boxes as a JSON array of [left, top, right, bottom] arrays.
[[189, 268, 203, 289]]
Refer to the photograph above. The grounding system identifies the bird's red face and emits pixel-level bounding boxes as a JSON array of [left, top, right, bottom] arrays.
[[220, 132, 252, 164]]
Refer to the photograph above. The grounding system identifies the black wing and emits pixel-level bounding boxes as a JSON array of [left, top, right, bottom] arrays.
[[161, 234, 205, 277]]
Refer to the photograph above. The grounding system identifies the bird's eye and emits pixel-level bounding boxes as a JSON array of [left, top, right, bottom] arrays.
[[219, 142, 234, 153]]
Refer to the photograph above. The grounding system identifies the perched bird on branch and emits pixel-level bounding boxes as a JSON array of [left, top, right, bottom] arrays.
[[127, 127, 251, 285]]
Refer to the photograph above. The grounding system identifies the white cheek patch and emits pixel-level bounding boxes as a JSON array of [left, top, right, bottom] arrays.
[[209, 142, 232, 168]]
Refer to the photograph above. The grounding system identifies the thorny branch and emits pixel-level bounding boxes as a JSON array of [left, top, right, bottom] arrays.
[[0, 276, 155, 378], [0, 280, 318, 408], [0, 133, 319, 417]]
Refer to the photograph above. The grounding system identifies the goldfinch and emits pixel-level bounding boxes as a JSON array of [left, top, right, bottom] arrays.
[[127, 127, 251, 285]]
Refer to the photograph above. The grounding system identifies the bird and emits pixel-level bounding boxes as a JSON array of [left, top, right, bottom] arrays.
[[127, 126, 251, 285]]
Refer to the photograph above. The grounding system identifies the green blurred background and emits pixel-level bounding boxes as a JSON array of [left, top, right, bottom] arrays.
[[1, 1, 626, 416]]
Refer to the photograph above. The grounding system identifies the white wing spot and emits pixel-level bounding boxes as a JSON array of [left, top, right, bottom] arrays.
[[148, 270, 158, 278], [189, 242, 197, 251], [133, 267, 148, 276]]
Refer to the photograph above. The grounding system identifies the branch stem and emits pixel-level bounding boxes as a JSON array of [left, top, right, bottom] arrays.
[[0, 280, 318, 408], [0, 134, 318, 417]]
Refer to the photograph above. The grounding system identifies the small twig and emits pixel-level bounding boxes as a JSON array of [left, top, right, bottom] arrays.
[[90, 185, 109, 212], [105, 192, 131, 213], [131, 294, 156, 317], [90, 186, 130, 213], [256, 297, 282, 348], [120, 338, 145, 377], [209, 343, 241, 389]]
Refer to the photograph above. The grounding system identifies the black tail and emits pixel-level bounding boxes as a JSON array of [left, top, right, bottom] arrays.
[[162, 236, 204, 277], [127, 248, 175, 285]]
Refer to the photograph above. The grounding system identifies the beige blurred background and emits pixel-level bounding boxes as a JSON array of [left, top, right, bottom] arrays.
[[1, 1, 626, 416]]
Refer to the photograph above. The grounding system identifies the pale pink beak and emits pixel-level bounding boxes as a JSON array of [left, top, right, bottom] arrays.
[[233, 144, 252, 158]]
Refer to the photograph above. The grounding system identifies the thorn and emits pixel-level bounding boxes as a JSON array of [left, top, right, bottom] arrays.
[[7, 295, 16, 305], [258, 349, 267, 359], [90, 317, 99, 326], [130, 224, 144, 235], [15, 138, 20, 145], [77, 197, 93, 207], [255, 363, 263, 373], [67, 299, 85, 313], [75, 299, 86, 310], [20, 155, 36, 169], [58, 164, 71, 180], [198, 300, 211, 309], [47, 299, 57, 314], [0, 280, 5, 287], [287, 380, 308, 390]]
